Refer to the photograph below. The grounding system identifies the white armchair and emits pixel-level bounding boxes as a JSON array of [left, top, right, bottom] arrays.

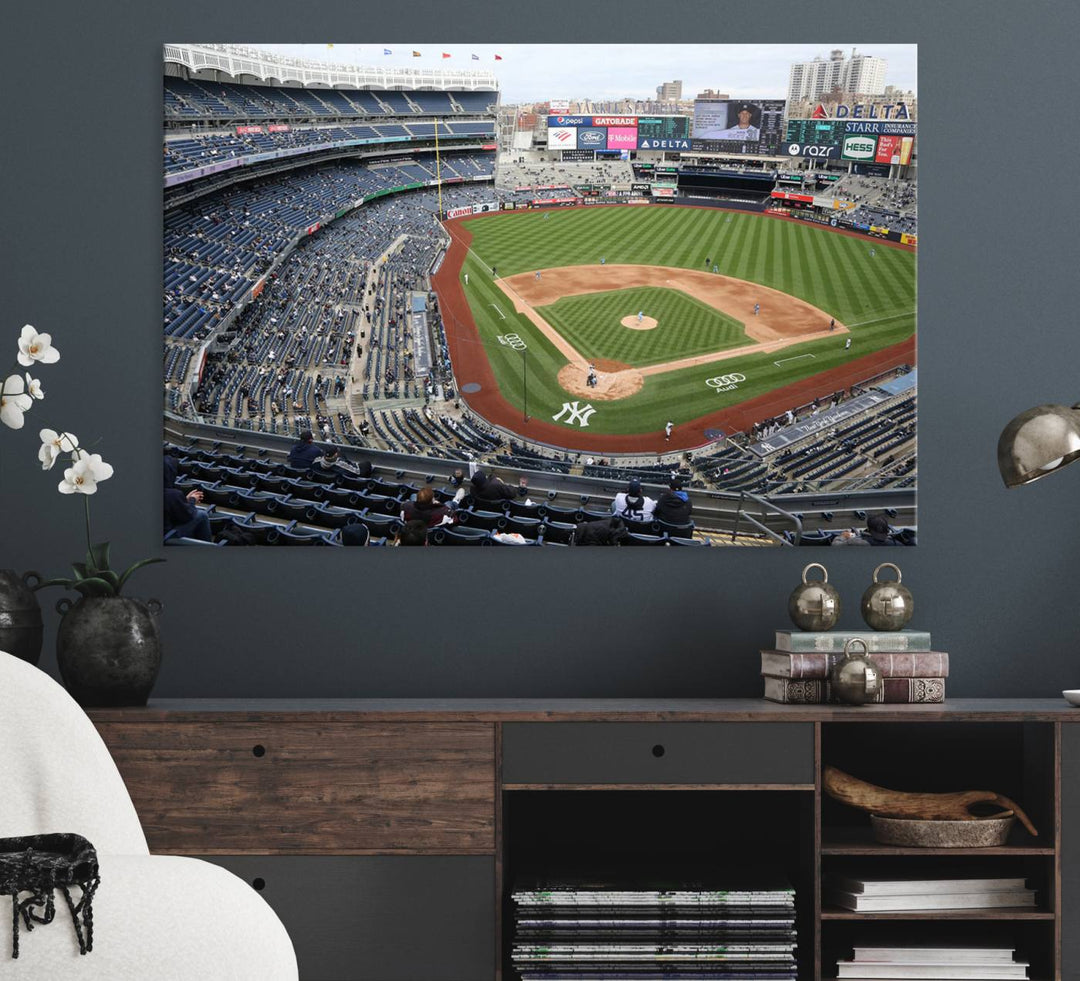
[[0, 650, 298, 980]]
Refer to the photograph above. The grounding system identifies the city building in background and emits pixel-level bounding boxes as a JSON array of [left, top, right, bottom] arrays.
[[787, 49, 887, 105]]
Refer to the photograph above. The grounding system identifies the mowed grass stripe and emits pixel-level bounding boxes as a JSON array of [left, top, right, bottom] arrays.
[[453, 208, 916, 436], [537, 286, 748, 368]]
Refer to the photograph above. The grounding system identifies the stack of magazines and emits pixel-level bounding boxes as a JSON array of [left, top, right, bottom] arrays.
[[510, 876, 797, 980]]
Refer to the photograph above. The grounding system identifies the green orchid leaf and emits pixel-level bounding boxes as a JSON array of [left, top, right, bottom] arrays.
[[71, 562, 89, 580], [88, 542, 112, 575], [72, 577, 118, 598], [33, 577, 77, 591], [97, 569, 121, 591], [116, 557, 166, 594]]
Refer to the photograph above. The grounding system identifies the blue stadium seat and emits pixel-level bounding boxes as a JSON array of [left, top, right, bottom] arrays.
[[456, 509, 506, 532], [429, 525, 491, 546], [539, 520, 576, 545]]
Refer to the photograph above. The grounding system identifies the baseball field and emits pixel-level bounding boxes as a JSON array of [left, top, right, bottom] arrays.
[[434, 205, 916, 452]]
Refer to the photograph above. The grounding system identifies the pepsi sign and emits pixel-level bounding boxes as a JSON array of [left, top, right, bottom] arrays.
[[637, 137, 690, 150], [547, 115, 587, 126]]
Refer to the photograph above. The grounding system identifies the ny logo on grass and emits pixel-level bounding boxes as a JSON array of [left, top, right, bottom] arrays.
[[552, 401, 596, 427]]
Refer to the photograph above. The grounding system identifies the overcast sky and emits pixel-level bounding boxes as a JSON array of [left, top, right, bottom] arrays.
[[253, 44, 917, 103]]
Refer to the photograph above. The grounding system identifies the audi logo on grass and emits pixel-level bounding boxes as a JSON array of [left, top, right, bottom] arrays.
[[705, 373, 746, 392]]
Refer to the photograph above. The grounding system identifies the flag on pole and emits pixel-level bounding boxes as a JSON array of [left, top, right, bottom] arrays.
[[412, 50, 421, 57], [471, 54, 479, 60], [442, 52, 451, 59], [495, 54, 503, 61], [383, 48, 392, 55]]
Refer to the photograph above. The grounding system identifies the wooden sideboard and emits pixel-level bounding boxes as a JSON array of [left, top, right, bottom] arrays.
[[89, 700, 1080, 981]]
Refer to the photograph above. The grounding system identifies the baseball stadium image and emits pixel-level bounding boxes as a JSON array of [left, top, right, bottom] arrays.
[[163, 43, 917, 547]]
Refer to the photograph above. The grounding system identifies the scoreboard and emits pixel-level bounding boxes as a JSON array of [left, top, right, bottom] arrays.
[[785, 119, 848, 147], [637, 117, 689, 140]]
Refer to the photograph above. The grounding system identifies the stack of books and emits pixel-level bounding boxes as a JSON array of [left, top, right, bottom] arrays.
[[761, 629, 948, 704], [510, 875, 798, 980], [836, 945, 1029, 979], [825, 874, 1036, 912]]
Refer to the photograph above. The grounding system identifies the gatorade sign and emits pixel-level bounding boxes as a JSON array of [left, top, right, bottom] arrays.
[[841, 135, 878, 161]]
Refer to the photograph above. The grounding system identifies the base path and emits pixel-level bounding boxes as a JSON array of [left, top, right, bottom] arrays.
[[432, 211, 914, 454]]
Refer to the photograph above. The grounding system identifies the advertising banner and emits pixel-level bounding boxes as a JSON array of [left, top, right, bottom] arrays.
[[576, 126, 608, 150], [841, 134, 878, 161], [875, 134, 902, 164], [236, 125, 264, 135], [447, 206, 472, 219], [606, 127, 638, 149], [651, 187, 677, 197], [782, 143, 840, 159], [267, 124, 290, 133], [901, 233, 918, 246], [844, 120, 917, 136], [549, 100, 570, 114], [592, 116, 637, 126], [899, 136, 914, 165], [631, 182, 652, 192], [812, 195, 856, 211], [771, 191, 814, 203], [547, 127, 577, 150], [547, 115, 587, 126], [637, 137, 690, 150]]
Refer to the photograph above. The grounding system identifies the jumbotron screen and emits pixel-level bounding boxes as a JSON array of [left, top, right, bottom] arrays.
[[691, 99, 786, 154]]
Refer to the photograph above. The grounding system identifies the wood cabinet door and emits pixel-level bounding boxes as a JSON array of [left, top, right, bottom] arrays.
[[95, 722, 496, 854]]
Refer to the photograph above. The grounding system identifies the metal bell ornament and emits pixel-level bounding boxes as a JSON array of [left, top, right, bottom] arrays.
[[830, 638, 884, 705], [788, 563, 841, 631], [860, 562, 914, 631]]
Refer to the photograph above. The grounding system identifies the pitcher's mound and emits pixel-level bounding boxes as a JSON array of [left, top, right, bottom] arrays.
[[621, 315, 658, 330], [558, 360, 644, 402]]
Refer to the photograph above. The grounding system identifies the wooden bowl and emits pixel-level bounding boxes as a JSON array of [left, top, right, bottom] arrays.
[[870, 813, 1016, 848]]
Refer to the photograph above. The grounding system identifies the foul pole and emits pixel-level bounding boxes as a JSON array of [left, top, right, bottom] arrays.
[[435, 121, 443, 218]]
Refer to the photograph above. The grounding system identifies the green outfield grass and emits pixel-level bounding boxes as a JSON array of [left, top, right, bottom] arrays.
[[453, 206, 916, 438], [536, 287, 748, 368]]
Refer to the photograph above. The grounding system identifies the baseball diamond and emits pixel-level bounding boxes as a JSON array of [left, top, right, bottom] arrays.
[[433, 205, 915, 450]]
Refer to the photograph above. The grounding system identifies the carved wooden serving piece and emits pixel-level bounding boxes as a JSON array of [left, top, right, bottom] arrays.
[[823, 765, 1039, 836]]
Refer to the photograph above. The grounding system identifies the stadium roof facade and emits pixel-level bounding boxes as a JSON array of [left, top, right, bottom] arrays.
[[164, 43, 499, 92]]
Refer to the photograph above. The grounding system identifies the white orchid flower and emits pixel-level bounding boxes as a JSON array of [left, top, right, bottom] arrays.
[[38, 429, 79, 470], [17, 325, 60, 367], [58, 450, 114, 495], [25, 373, 44, 400], [0, 374, 33, 429]]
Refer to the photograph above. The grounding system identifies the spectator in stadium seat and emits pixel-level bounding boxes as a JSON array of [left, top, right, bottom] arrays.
[[471, 470, 527, 502], [403, 486, 453, 527], [573, 515, 629, 546], [163, 455, 212, 542], [866, 513, 898, 546], [831, 528, 870, 547], [395, 519, 429, 546], [340, 522, 370, 546], [612, 478, 656, 522], [654, 475, 692, 525], [287, 429, 322, 469], [313, 446, 373, 480]]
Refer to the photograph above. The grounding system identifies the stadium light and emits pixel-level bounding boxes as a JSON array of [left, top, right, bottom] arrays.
[[997, 402, 1080, 487]]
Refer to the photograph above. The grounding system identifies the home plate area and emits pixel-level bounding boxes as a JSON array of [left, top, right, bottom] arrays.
[[557, 359, 644, 401]]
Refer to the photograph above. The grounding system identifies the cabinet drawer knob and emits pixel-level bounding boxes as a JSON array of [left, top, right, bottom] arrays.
[[252, 877, 266, 891], [252, 744, 267, 758], [651, 744, 666, 758]]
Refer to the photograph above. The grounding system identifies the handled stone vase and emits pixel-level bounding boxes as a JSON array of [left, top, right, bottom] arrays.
[[55, 596, 163, 707], [0, 569, 45, 665]]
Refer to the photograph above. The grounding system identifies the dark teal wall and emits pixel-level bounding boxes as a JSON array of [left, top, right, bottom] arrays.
[[3, 1, 1078, 697]]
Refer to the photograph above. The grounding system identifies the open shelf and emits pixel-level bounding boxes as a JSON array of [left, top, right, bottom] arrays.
[[821, 826, 1054, 856], [821, 906, 1055, 920]]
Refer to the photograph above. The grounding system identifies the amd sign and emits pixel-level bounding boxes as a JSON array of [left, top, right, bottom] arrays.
[[783, 143, 838, 158]]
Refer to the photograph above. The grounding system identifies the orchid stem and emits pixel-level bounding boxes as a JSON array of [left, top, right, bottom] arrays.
[[84, 494, 93, 557]]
